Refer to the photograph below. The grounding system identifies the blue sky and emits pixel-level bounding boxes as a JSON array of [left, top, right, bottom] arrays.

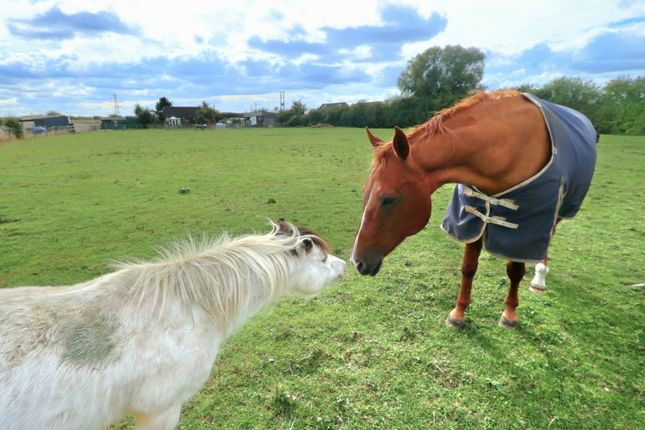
[[1, 0, 644, 117]]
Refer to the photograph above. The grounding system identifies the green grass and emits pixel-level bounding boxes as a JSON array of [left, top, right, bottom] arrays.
[[1, 129, 643, 429]]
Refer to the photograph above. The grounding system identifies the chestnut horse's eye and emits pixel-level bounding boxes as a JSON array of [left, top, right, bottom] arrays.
[[380, 196, 397, 207]]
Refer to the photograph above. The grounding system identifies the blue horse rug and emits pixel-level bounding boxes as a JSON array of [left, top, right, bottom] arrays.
[[441, 93, 597, 262]]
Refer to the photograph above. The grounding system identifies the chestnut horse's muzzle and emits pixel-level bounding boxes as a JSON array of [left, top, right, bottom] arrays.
[[352, 253, 383, 276]]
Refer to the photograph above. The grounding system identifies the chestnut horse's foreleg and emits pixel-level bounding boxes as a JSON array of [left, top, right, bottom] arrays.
[[499, 261, 525, 329], [530, 218, 562, 293], [446, 238, 482, 329]]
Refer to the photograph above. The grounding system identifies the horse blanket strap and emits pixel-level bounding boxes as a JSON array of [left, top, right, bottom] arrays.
[[464, 205, 519, 229], [441, 93, 597, 262], [462, 186, 519, 210]]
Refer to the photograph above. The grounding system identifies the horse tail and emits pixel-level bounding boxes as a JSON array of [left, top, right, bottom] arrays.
[[594, 125, 600, 143]]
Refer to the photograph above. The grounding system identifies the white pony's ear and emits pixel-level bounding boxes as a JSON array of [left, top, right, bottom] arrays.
[[274, 218, 293, 235], [301, 237, 313, 252]]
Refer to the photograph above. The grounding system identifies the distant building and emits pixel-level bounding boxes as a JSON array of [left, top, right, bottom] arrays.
[[166, 116, 181, 128], [100, 116, 143, 130], [318, 102, 349, 110], [244, 110, 275, 127], [162, 107, 200, 124], [224, 117, 245, 128], [19, 114, 70, 129]]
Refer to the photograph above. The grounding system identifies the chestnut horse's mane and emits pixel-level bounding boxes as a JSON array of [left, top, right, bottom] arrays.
[[420, 89, 521, 136], [374, 89, 521, 161]]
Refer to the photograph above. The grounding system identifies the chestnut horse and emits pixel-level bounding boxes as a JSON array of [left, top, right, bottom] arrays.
[[351, 90, 597, 328]]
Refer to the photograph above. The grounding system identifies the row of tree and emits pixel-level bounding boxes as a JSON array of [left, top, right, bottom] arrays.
[[139, 45, 644, 135], [516, 76, 645, 135], [276, 45, 645, 135]]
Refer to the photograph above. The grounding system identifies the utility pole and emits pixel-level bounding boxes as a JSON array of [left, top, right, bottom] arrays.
[[112, 94, 121, 117]]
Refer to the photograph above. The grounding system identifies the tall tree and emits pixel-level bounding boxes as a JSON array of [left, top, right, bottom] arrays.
[[597, 76, 645, 135], [397, 45, 485, 114], [276, 101, 307, 126], [194, 101, 220, 125], [134, 104, 156, 128], [155, 97, 172, 121]]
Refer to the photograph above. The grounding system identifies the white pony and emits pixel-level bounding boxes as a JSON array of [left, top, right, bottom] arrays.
[[0, 221, 346, 430]]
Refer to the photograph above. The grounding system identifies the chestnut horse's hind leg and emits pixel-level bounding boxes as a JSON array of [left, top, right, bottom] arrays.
[[499, 261, 526, 329], [530, 218, 561, 293], [446, 238, 483, 329]]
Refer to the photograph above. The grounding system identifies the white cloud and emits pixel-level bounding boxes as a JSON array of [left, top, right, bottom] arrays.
[[1, 0, 644, 116], [417, 0, 643, 54], [0, 97, 18, 107]]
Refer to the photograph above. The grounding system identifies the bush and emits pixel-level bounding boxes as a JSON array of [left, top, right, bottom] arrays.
[[3, 118, 23, 139]]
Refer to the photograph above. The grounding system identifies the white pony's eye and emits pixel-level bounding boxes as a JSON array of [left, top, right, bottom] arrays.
[[322, 254, 328, 263]]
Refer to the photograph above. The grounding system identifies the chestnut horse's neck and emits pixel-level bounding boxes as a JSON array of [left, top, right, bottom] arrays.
[[407, 93, 550, 196]]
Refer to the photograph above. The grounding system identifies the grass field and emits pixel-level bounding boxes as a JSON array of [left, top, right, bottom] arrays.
[[1, 129, 643, 429]]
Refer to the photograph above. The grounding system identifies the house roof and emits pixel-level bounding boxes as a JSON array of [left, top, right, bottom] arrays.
[[162, 106, 200, 118], [18, 114, 68, 121]]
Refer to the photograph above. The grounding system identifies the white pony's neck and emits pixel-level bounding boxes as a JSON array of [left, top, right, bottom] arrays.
[[111, 231, 304, 334]]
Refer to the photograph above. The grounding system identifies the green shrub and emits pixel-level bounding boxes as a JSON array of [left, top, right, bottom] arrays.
[[3, 118, 23, 139]]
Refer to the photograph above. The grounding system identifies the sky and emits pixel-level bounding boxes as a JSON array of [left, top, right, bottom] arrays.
[[1, 0, 644, 117]]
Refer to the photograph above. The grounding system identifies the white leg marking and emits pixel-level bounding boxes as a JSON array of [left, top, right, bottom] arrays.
[[530, 263, 550, 293]]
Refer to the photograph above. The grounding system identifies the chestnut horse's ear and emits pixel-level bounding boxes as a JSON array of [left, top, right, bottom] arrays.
[[365, 127, 384, 148], [392, 126, 409, 160]]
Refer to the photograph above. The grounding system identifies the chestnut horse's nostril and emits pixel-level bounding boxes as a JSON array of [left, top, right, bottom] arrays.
[[369, 259, 382, 276], [355, 260, 365, 274], [353, 256, 383, 276]]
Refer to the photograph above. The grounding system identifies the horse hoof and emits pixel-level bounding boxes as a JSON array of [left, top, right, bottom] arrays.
[[445, 317, 465, 329], [498, 316, 518, 329], [529, 284, 547, 293]]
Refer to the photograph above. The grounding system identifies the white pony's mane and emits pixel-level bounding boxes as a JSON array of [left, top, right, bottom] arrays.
[[113, 222, 315, 329]]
